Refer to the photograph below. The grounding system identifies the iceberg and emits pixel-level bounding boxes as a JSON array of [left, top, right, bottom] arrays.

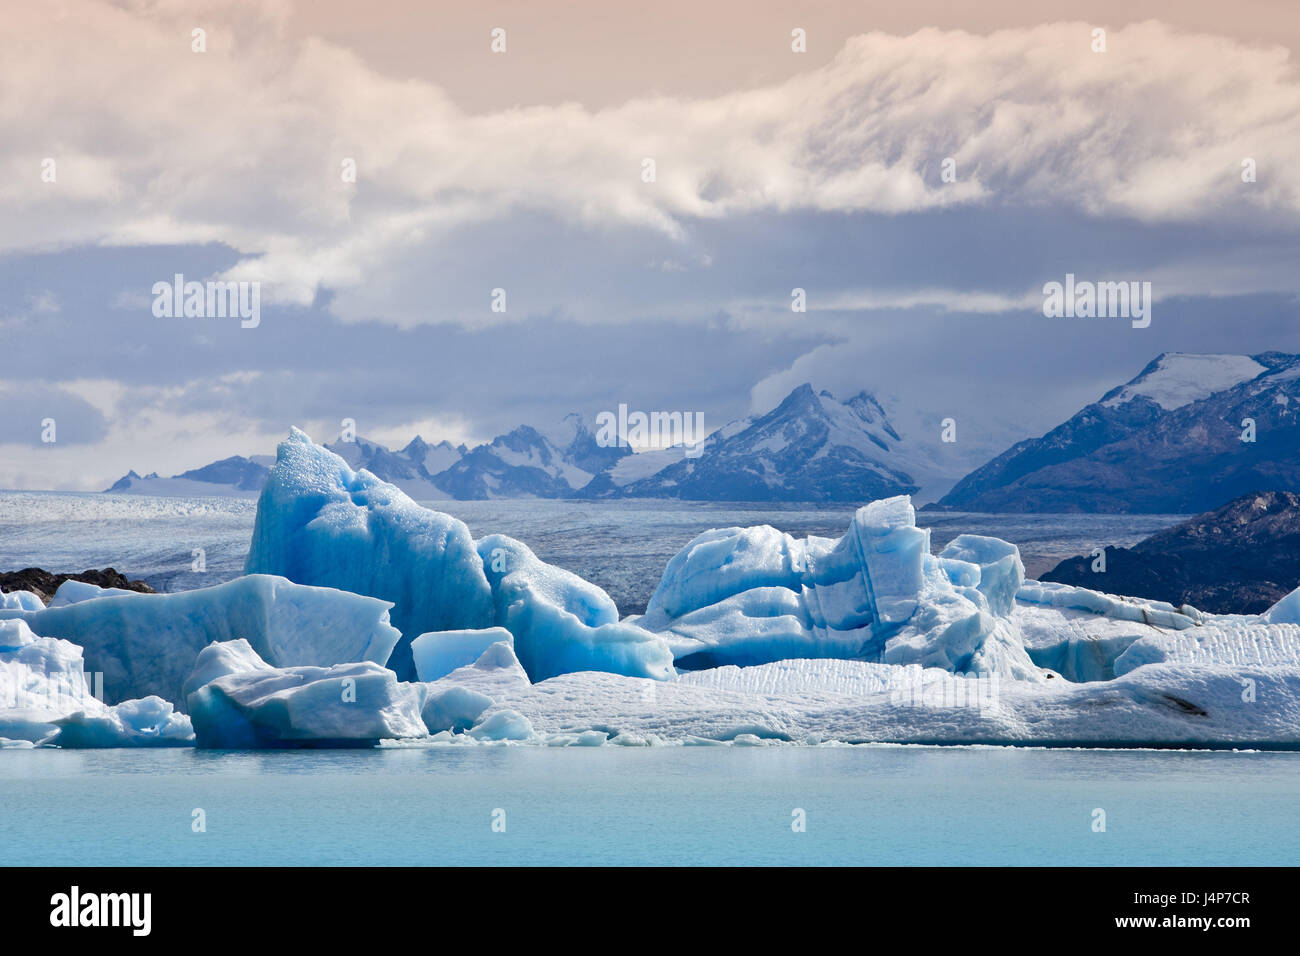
[[185, 639, 427, 748], [52, 695, 193, 748], [637, 496, 1039, 679], [246, 428, 494, 679], [439, 654, 1300, 748], [410, 627, 514, 682], [419, 641, 532, 734], [0, 574, 400, 707], [55, 424, 1295, 749], [0, 619, 193, 747], [468, 709, 536, 742], [421, 685, 495, 734], [937, 534, 1024, 617], [1113, 621, 1300, 676], [246, 429, 672, 683], [476, 534, 673, 681], [1, 590, 45, 611]]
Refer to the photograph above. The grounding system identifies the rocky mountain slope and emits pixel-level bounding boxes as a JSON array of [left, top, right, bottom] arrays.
[[1040, 491, 1300, 613], [935, 352, 1300, 513]]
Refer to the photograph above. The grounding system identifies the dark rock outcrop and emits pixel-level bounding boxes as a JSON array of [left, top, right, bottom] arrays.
[[0, 567, 155, 605], [1040, 491, 1300, 613]]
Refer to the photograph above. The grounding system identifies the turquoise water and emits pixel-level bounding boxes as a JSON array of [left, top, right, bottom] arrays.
[[4, 746, 1297, 866]]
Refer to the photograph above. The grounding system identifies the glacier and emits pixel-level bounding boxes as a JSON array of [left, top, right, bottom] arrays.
[[9, 424, 1300, 750]]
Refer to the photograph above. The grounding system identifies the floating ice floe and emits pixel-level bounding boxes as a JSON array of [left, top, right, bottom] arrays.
[[441, 652, 1300, 747], [185, 639, 426, 748], [0, 574, 400, 707], [0, 619, 192, 747]]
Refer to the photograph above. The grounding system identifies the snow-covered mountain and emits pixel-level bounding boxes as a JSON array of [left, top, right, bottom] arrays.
[[935, 352, 1300, 513], [106, 455, 275, 497], [322, 435, 464, 499], [611, 384, 919, 502], [104, 385, 953, 502], [106, 438, 465, 500], [431, 425, 597, 499]]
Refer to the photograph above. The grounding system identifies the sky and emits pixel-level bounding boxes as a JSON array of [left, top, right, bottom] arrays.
[[2, 0, 1299, 490]]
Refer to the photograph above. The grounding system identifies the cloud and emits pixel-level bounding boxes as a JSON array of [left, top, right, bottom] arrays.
[[0, 383, 110, 446], [3, 6, 1299, 324]]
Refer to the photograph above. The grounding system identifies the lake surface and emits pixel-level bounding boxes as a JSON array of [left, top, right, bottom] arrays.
[[2, 745, 1297, 866], [0, 492, 1186, 613]]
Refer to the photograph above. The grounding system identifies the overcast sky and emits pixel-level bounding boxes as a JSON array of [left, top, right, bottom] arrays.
[[2, 1, 1299, 489]]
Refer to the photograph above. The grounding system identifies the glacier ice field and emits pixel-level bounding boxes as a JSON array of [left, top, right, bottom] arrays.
[[2, 426, 1300, 751]]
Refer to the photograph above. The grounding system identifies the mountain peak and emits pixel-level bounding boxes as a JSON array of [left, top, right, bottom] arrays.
[[1100, 352, 1267, 412]]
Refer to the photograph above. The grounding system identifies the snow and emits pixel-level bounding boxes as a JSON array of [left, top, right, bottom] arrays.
[[1101, 353, 1267, 411], [104, 474, 262, 497], [417, 440, 464, 476], [0, 574, 401, 706], [605, 446, 690, 486], [410, 627, 514, 681], [185, 640, 427, 748]]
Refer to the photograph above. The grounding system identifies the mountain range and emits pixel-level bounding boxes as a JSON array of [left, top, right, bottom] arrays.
[[932, 351, 1300, 513], [105, 384, 934, 502], [106, 352, 1300, 510]]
